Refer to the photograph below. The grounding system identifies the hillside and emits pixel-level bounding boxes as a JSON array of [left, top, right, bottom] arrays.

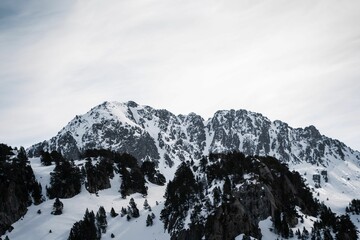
[[1, 101, 360, 239]]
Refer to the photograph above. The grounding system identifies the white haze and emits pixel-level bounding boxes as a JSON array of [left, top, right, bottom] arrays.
[[0, 0, 359, 150]]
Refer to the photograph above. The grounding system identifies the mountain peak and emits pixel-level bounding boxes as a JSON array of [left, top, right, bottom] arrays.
[[124, 100, 139, 108], [28, 101, 360, 169]]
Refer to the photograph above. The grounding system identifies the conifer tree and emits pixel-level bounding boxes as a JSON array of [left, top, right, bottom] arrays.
[[281, 216, 289, 238], [17, 146, 28, 163], [160, 162, 198, 235], [47, 160, 82, 199], [51, 198, 64, 215], [120, 207, 127, 217], [40, 151, 52, 166], [146, 214, 153, 226], [32, 181, 44, 205], [96, 206, 107, 234], [110, 207, 118, 218], [335, 214, 357, 240], [143, 199, 150, 210], [128, 198, 140, 218], [68, 209, 99, 240]]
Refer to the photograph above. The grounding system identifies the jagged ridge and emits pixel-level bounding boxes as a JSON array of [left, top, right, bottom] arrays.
[[28, 101, 360, 170]]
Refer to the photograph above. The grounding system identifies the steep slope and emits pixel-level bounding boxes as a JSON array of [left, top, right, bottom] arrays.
[[0, 145, 44, 236], [28, 101, 360, 170], [3, 157, 170, 240], [3, 153, 358, 240], [3, 101, 360, 239]]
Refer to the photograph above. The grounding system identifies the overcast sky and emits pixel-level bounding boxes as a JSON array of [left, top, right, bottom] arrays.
[[0, 0, 360, 151]]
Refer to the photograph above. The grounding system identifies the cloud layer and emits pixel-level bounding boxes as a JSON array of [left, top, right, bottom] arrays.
[[1, 0, 360, 150]]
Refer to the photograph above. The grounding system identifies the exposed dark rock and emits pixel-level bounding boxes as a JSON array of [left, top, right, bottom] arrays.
[[0, 146, 39, 235], [27, 101, 360, 168], [163, 153, 320, 240]]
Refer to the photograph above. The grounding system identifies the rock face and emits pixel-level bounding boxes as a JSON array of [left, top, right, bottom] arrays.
[[28, 101, 360, 168], [161, 153, 320, 240], [0, 156, 39, 235]]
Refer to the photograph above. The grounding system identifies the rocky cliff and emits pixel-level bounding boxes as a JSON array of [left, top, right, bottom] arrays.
[[28, 101, 360, 169]]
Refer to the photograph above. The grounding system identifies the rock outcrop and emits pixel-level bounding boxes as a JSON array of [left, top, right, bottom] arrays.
[[27, 101, 360, 169]]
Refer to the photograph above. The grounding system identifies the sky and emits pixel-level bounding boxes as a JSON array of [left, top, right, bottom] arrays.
[[0, 0, 360, 151]]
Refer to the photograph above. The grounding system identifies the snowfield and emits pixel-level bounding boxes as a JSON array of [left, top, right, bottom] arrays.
[[5, 158, 170, 240], [3, 154, 360, 239]]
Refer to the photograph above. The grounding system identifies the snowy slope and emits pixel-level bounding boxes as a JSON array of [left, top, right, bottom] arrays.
[[4, 158, 170, 240], [3, 155, 360, 239], [12, 100, 360, 239]]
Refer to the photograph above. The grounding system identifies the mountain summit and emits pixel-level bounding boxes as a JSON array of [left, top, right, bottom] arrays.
[[3, 101, 360, 239], [28, 101, 360, 169]]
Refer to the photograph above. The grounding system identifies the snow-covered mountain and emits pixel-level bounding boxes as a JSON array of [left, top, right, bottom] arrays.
[[2, 101, 360, 239], [29, 100, 360, 169]]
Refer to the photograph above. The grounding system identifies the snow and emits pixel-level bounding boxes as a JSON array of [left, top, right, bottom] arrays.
[[107, 102, 140, 128], [5, 151, 360, 239], [12, 101, 360, 239], [291, 159, 360, 214], [258, 208, 317, 240], [235, 234, 257, 240], [3, 158, 170, 240]]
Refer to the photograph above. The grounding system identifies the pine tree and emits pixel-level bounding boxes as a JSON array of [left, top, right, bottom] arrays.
[[47, 160, 82, 199], [146, 214, 153, 226], [289, 228, 294, 238], [51, 198, 63, 215], [143, 199, 150, 210], [335, 214, 357, 240], [160, 162, 198, 235], [96, 206, 107, 234], [17, 146, 28, 162], [120, 166, 131, 198], [40, 151, 52, 166], [128, 198, 140, 218], [281, 215, 289, 238], [110, 207, 118, 218], [302, 227, 309, 239], [120, 207, 127, 217], [85, 158, 97, 194], [68, 209, 99, 240], [32, 181, 44, 205]]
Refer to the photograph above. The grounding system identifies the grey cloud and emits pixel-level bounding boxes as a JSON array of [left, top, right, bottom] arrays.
[[0, 0, 360, 151]]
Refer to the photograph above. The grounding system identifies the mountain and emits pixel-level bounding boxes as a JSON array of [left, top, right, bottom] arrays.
[[2, 101, 360, 239], [28, 100, 360, 169]]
